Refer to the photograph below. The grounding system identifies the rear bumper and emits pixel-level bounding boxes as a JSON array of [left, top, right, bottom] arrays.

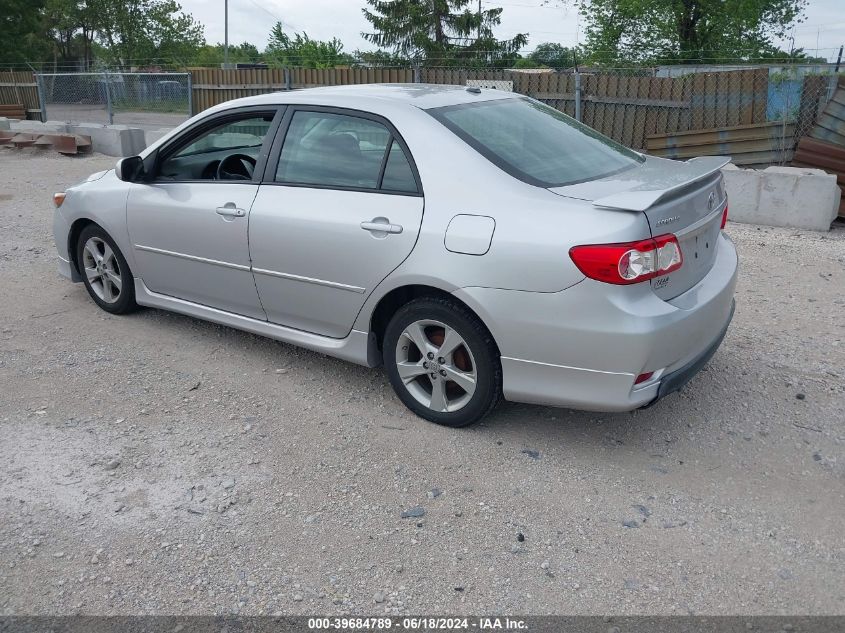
[[646, 298, 734, 406], [454, 232, 738, 412]]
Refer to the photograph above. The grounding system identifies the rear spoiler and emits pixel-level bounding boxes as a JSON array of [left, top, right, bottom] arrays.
[[592, 156, 730, 212]]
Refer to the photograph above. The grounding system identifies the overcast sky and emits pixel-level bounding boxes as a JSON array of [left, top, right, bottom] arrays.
[[180, 0, 845, 63]]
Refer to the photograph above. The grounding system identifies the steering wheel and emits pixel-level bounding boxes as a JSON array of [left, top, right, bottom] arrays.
[[216, 153, 256, 181]]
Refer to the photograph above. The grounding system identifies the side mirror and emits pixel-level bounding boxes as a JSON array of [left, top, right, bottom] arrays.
[[115, 156, 145, 182]]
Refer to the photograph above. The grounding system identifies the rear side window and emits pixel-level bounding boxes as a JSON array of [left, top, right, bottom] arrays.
[[381, 140, 417, 193], [429, 97, 643, 187], [276, 110, 418, 193]]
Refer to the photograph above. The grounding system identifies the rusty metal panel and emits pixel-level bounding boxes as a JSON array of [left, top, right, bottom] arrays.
[[0, 103, 26, 119], [808, 83, 845, 147], [646, 121, 795, 166], [10, 133, 38, 147], [0, 132, 93, 155], [792, 137, 845, 216]]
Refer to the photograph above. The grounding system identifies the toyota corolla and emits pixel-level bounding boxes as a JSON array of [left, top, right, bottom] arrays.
[[53, 84, 737, 427]]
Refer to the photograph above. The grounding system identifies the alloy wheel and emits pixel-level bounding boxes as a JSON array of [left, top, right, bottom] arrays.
[[81, 236, 123, 304], [394, 319, 477, 413]]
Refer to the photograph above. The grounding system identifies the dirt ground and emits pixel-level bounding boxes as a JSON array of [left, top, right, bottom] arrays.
[[1, 149, 843, 616]]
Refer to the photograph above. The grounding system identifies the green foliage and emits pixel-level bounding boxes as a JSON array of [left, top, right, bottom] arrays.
[[192, 43, 262, 67], [577, 0, 808, 64], [95, 0, 205, 67], [266, 22, 355, 68], [0, 0, 52, 65], [361, 0, 528, 67], [529, 42, 578, 69], [3, 0, 205, 69], [511, 56, 545, 68], [754, 47, 827, 64], [354, 49, 410, 67]]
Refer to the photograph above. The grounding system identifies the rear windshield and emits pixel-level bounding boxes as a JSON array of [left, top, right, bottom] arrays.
[[429, 97, 643, 187]]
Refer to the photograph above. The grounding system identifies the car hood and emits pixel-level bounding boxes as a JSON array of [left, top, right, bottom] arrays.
[[548, 155, 730, 212], [71, 169, 112, 188]]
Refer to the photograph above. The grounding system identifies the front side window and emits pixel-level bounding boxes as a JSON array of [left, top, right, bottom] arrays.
[[429, 97, 643, 187], [158, 113, 275, 181], [276, 110, 418, 193]]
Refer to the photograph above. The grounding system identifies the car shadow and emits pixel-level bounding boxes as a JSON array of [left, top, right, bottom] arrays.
[[125, 304, 727, 454]]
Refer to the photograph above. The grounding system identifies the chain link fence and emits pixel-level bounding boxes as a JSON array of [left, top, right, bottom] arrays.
[[186, 64, 841, 169], [35, 72, 192, 129], [418, 66, 839, 167], [18, 65, 841, 169]]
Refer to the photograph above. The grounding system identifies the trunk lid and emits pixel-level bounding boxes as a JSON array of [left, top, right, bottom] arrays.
[[550, 155, 729, 300]]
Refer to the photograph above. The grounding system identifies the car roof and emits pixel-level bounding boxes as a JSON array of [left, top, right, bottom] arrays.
[[232, 83, 520, 111]]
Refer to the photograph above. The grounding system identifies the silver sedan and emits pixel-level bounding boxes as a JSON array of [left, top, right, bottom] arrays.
[[53, 84, 737, 427]]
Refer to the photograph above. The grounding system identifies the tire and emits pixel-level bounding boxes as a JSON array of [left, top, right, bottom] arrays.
[[383, 296, 502, 427], [76, 224, 138, 315]]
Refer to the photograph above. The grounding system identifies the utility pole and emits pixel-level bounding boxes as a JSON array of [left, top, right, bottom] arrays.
[[224, 0, 229, 68], [477, 0, 482, 41]]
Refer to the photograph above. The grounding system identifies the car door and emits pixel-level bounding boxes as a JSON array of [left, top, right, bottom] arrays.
[[249, 107, 424, 338], [126, 107, 282, 320]]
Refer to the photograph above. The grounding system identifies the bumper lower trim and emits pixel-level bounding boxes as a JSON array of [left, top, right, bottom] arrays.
[[644, 298, 736, 407]]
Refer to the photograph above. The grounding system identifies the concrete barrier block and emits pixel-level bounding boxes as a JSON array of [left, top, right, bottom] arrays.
[[0, 117, 10, 131], [721, 164, 840, 232], [10, 120, 68, 134], [144, 128, 173, 148], [67, 123, 147, 157]]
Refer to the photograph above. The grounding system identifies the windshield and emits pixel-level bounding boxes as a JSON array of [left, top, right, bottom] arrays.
[[429, 97, 643, 187]]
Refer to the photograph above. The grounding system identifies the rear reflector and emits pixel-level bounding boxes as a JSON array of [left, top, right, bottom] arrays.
[[569, 234, 683, 285], [634, 372, 654, 385]]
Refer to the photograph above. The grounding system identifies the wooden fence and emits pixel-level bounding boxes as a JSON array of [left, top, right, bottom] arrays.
[[0, 71, 41, 119], [3, 65, 823, 167], [189, 67, 415, 114], [188, 66, 771, 151]]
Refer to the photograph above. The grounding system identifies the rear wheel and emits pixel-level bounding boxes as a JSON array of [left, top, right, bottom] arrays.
[[383, 297, 501, 427], [76, 225, 137, 314]]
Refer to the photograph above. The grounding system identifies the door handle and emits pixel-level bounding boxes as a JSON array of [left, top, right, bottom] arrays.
[[360, 218, 403, 235], [216, 204, 246, 218]]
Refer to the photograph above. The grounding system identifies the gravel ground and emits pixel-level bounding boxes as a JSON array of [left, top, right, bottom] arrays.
[[1, 149, 843, 616]]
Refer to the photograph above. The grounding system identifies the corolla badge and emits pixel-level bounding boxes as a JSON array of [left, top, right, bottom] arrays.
[[656, 216, 680, 226]]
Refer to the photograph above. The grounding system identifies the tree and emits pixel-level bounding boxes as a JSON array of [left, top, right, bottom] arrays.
[[361, 0, 528, 67], [266, 23, 355, 68], [43, 0, 101, 68], [192, 42, 261, 67], [354, 48, 409, 67], [0, 0, 52, 65], [529, 42, 578, 68], [577, 0, 808, 64], [94, 0, 204, 67]]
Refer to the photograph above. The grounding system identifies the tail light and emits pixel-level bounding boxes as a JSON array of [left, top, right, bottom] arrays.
[[720, 202, 729, 229], [569, 234, 683, 285]]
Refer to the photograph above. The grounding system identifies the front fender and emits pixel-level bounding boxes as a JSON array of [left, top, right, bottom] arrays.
[[57, 171, 134, 278]]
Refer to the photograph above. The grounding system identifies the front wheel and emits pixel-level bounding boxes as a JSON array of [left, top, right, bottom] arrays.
[[383, 297, 502, 427], [76, 224, 138, 314]]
